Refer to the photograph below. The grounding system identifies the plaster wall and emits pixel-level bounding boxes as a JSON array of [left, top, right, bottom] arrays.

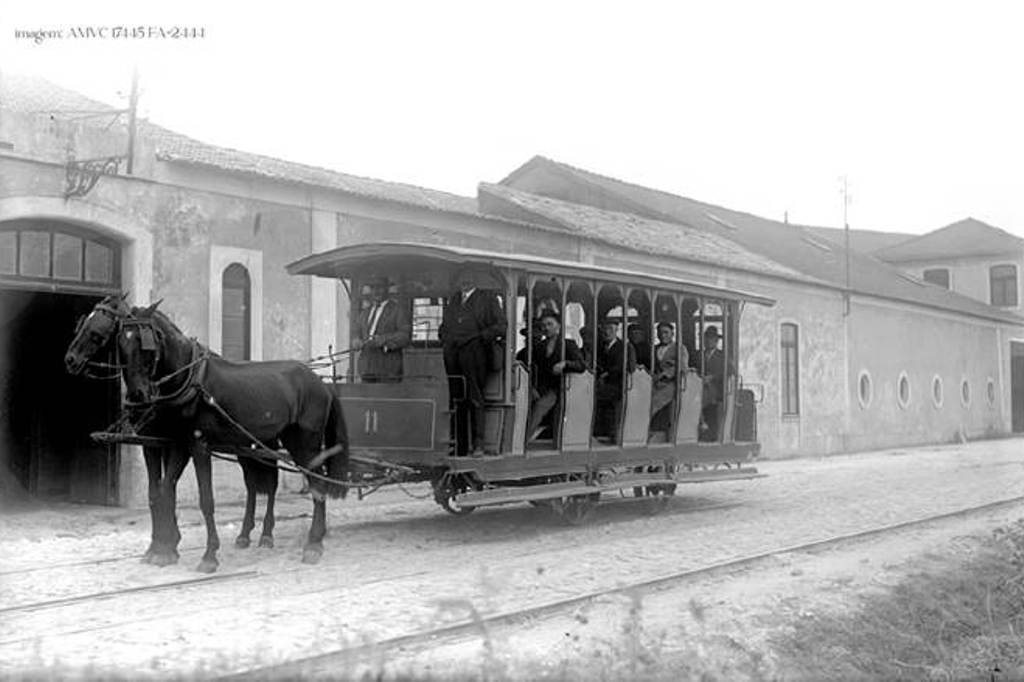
[[845, 298, 1010, 451]]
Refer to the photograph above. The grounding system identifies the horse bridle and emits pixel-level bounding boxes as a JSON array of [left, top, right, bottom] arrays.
[[75, 302, 130, 380]]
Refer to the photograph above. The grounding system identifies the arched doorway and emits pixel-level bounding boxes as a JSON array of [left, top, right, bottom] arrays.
[[0, 218, 122, 504]]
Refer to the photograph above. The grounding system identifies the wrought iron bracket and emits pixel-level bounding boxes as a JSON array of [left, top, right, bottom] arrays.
[[64, 154, 124, 199]]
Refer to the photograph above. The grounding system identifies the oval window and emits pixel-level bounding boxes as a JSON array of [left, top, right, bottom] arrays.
[[987, 378, 996, 406], [897, 372, 910, 409], [960, 379, 971, 407], [858, 370, 873, 409], [932, 375, 943, 408]]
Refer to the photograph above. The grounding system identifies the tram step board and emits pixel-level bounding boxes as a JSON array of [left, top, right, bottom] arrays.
[[455, 467, 762, 507]]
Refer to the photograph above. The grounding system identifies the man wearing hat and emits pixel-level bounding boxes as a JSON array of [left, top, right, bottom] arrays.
[[700, 325, 725, 440], [439, 267, 505, 456], [353, 275, 411, 383], [594, 316, 636, 441]]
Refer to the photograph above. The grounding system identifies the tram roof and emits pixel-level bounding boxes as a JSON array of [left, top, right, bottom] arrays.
[[287, 242, 776, 306]]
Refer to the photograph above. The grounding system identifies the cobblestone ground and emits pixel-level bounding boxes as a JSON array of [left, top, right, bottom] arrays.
[[0, 438, 1022, 678]]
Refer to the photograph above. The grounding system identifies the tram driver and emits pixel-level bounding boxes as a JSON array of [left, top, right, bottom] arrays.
[[439, 267, 505, 457], [352, 275, 411, 383]]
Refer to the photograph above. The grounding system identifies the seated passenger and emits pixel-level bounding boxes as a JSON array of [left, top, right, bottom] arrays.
[[628, 323, 651, 371], [526, 312, 585, 441], [650, 322, 686, 429], [594, 318, 636, 441], [700, 325, 725, 441]]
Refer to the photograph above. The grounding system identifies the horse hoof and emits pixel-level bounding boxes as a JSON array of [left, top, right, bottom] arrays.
[[149, 551, 179, 567], [258, 536, 274, 549], [235, 536, 251, 549], [301, 547, 322, 564], [196, 559, 219, 574], [141, 551, 155, 564]]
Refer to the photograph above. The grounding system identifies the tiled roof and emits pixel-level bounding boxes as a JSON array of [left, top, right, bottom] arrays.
[[873, 217, 1024, 262], [0, 70, 479, 215], [145, 124, 479, 214], [501, 156, 1024, 325], [478, 183, 816, 283], [805, 226, 912, 255]]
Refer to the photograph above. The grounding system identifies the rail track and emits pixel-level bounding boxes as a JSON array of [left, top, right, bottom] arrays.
[[219, 493, 1024, 679]]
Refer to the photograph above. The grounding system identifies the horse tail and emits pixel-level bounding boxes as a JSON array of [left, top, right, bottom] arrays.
[[323, 394, 349, 499]]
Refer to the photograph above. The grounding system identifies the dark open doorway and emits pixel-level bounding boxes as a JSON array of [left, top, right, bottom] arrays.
[[0, 289, 120, 504], [1012, 341, 1024, 434]]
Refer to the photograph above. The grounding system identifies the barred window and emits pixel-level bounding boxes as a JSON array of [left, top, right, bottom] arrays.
[[780, 323, 799, 416]]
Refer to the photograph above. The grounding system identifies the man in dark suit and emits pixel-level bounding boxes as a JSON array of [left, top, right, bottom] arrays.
[[700, 325, 725, 440], [525, 312, 586, 442], [439, 268, 505, 456], [594, 318, 636, 440], [353, 275, 411, 383]]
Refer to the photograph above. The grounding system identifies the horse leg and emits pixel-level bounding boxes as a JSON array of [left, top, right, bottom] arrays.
[[192, 444, 220, 573], [148, 446, 190, 567], [302, 494, 327, 564], [235, 460, 257, 549], [141, 446, 165, 564], [258, 465, 278, 548]]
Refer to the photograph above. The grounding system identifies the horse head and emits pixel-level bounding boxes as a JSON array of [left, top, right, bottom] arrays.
[[117, 300, 170, 405], [64, 292, 130, 375]]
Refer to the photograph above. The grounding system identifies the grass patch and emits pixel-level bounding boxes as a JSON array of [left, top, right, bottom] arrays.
[[775, 518, 1024, 681]]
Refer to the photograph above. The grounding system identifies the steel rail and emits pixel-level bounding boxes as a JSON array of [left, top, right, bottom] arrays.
[[220, 493, 1024, 679], [0, 570, 258, 616]]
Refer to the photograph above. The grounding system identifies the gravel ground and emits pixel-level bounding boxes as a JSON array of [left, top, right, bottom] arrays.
[[0, 437, 1022, 678]]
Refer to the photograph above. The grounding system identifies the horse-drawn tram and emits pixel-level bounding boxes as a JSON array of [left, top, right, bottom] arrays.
[[288, 242, 770, 523]]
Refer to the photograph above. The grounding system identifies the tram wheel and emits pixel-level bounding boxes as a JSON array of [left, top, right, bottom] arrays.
[[440, 495, 476, 516], [432, 475, 477, 516], [550, 492, 599, 526]]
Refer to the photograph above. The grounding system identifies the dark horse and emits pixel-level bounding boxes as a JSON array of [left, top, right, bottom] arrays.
[[64, 294, 348, 572]]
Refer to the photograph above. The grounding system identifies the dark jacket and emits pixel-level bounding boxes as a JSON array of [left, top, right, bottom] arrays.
[[596, 338, 636, 389], [355, 299, 411, 379], [438, 289, 505, 348], [533, 336, 585, 394]]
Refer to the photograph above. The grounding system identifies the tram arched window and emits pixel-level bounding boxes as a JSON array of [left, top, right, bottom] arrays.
[[222, 263, 251, 361]]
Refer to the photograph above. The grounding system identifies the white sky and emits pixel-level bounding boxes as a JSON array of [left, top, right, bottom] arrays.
[[3, 0, 1024, 239]]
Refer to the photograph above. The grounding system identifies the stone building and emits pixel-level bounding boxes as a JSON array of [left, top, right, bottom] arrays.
[[1, 72, 1021, 507]]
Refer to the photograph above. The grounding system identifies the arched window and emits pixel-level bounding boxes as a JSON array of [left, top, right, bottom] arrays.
[[222, 263, 251, 361]]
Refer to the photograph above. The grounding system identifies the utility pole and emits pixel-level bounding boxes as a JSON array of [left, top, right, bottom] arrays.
[[125, 67, 139, 175]]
